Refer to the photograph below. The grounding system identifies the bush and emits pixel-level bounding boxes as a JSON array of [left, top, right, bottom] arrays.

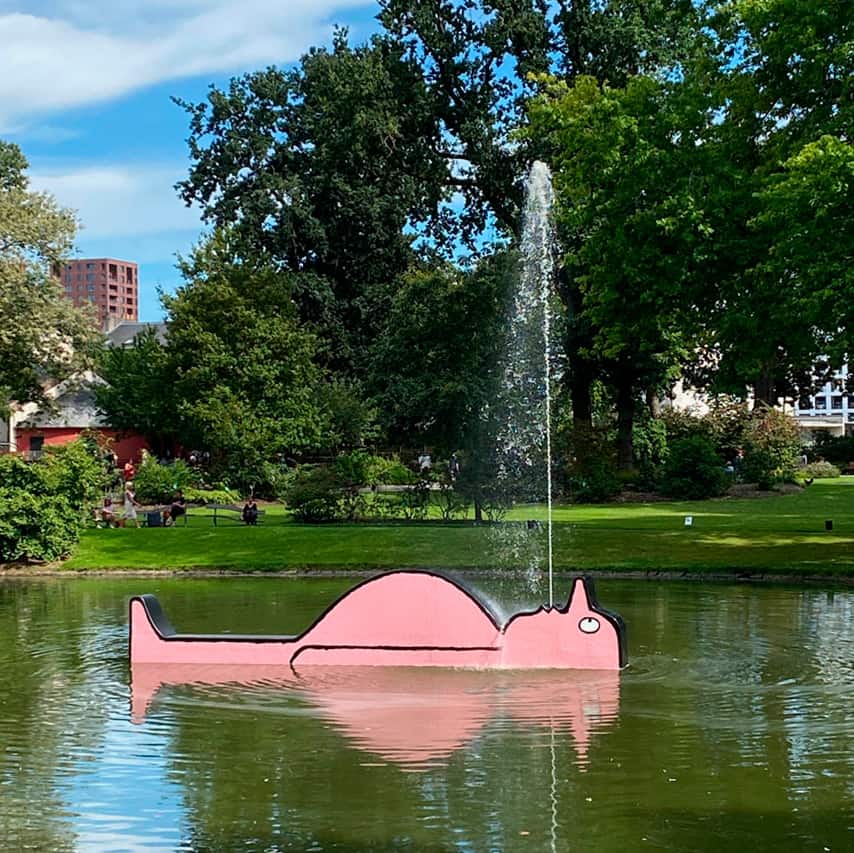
[[284, 466, 343, 523], [133, 457, 195, 504], [0, 489, 79, 562], [801, 461, 840, 479], [183, 487, 236, 505], [741, 407, 801, 490], [364, 454, 417, 486], [660, 435, 730, 500], [812, 435, 854, 465], [563, 427, 621, 503], [661, 399, 751, 461], [632, 417, 669, 489], [0, 440, 109, 562]]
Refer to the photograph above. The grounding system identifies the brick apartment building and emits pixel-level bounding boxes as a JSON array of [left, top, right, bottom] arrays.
[[59, 258, 138, 327]]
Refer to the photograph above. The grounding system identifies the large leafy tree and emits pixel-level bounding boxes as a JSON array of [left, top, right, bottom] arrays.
[[0, 141, 100, 414], [526, 74, 714, 465], [370, 251, 516, 454], [175, 32, 448, 377], [164, 235, 325, 483], [694, 0, 854, 403], [94, 329, 176, 456], [380, 0, 710, 433]]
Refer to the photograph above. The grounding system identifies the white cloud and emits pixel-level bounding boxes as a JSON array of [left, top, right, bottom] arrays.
[[0, 1, 376, 127], [29, 162, 203, 239]]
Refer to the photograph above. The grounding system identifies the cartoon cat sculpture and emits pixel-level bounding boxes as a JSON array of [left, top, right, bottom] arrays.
[[129, 570, 626, 670]]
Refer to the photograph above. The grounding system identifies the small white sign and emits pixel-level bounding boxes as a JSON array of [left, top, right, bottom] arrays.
[[684, 516, 693, 527]]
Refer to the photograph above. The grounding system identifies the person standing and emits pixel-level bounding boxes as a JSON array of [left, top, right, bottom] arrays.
[[120, 480, 141, 528]]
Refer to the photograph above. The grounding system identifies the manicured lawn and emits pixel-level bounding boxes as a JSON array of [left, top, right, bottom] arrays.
[[62, 478, 854, 577]]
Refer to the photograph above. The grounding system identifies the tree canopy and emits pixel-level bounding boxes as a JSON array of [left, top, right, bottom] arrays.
[[0, 141, 101, 415]]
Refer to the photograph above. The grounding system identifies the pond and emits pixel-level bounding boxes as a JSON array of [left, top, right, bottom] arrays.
[[0, 575, 852, 851]]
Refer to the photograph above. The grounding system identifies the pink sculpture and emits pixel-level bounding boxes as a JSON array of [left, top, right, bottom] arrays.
[[129, 570, 626, 670], [130, 664, 620, 767]]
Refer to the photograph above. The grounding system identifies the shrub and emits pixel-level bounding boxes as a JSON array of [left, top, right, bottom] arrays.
[[0, 440, 109, 562], [661, 399, 751, 461], [364, 454, 417, 486], [563, 427, 621, 503], [801, 461, 840, 479], [183, 487, 236, 505], [632, 417, 669, 489], [0, 489, 79, 562], [741, 407, 801, 489], [133, 457, 195, 504], [284, 466, 343, 523], [660, 435, 730, 500], [812, 435, 854, 465]]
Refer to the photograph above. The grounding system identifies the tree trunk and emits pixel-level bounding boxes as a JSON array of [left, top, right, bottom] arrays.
[[753, 364, 776, 408], [646, 387, 662, 417], [615, 373, 636, 471], [559, 268, 594, 431]]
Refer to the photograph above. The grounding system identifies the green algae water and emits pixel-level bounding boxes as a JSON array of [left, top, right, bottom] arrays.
[[0, 576, 851, 851]]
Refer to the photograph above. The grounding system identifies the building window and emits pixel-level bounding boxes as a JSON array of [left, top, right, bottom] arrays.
[[86, 262, 95, 270], [798, 398, 811, 410], [814, 396, 827, 410], [832, 396, 843, 410], [847, 395, 854, 408]]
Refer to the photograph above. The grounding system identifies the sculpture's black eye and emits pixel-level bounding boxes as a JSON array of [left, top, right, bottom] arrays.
[[578, 617, 600, 634]]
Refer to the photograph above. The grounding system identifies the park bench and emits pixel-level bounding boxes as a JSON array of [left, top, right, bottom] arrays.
[[185, 503, 266, 526]]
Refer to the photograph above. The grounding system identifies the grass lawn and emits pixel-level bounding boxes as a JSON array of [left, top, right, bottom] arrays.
[[58, 478, 854, 578]]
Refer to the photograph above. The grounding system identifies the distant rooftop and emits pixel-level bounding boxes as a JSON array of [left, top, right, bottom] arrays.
[[105, 320, 167, 347]]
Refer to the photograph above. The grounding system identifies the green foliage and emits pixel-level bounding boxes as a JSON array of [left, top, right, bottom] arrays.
[[284, 466, 343, 523], [95, 330, 175, 452], [175, 32, 447, 376], [0, 140, 101, 413], [38, 441, 110, 515], [632, 417, 669, 489], [741, 407, 802, 489], [812, 435, 854, 465], [183, 488, 236, 505], [164, 234, 325, 491], [0, 490, 79, 562], [364, 455, 416, 486], [370, 253, 514, 455], [660, 436, 730, 500], [661, 400, 752, 461], [801, 461, 840, 480], [563, 426, 621, 503], [316, 380, 380, 452], [0, 439, 108, 562], [132, 457, 195, 505]]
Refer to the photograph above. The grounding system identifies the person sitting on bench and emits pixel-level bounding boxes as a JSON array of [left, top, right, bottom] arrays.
[[168, 491, 187, 526], [242, 497, 259, 525]]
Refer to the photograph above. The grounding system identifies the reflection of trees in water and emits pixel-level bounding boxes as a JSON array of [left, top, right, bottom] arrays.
[[0, 582, 117, 850]]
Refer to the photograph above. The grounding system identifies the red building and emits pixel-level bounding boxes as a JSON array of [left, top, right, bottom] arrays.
[[59, 258, 138, 327]]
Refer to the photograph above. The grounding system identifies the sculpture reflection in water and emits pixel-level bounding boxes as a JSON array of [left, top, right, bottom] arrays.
[[130, 664, 620, 770]]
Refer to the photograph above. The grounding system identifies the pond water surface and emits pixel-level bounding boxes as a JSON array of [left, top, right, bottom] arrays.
[[0, 575, 852, 852]]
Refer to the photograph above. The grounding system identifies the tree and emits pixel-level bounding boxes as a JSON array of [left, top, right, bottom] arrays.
[[369, 252, 517, 519], [525, 75, 711, 467], [0, 141, 101, 414], [692, 0, 854, 403], [161, 235, 326, 489], [380, 0, 711, 434], [94, 329, 176, 456], [175, 32, 448, 378]]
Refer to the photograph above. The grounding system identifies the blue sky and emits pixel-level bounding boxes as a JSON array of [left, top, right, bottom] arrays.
[[1, 1, 383, 321]]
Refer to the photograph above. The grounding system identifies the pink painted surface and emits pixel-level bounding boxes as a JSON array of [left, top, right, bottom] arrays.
[[129, 571, 626, 670], [130, 664, 620, 767]]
